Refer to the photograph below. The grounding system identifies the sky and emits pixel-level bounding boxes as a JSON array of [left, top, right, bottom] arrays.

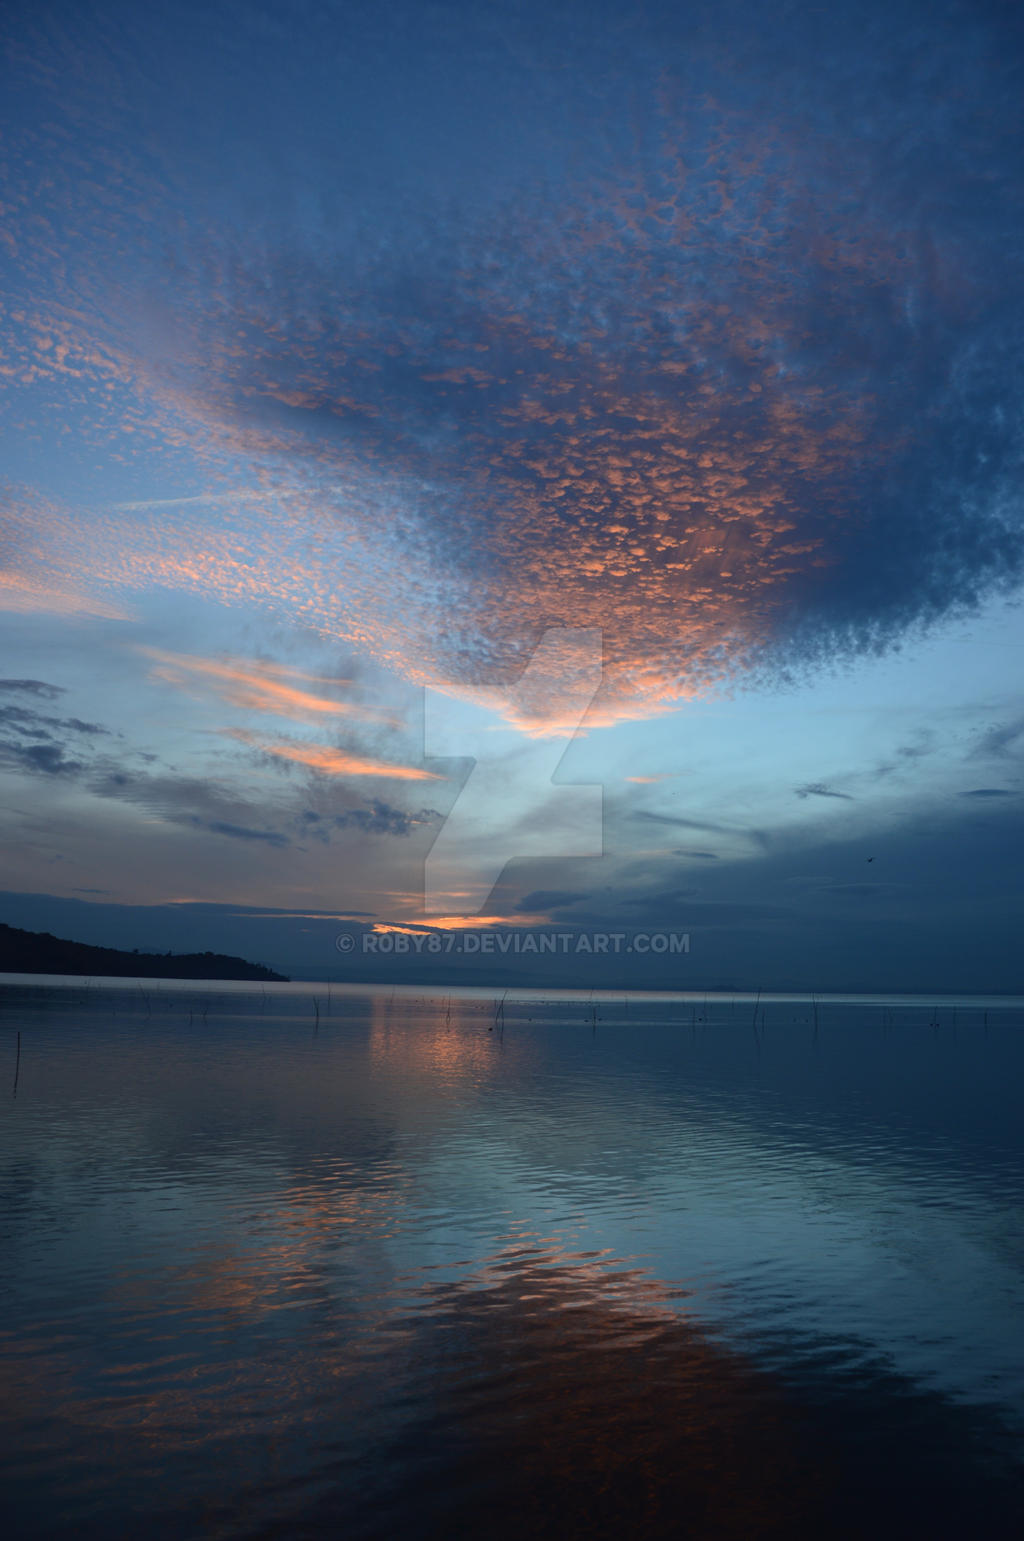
[[2, 0, 1024, 989]]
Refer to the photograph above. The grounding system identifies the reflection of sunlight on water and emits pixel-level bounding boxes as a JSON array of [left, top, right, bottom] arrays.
[[4, 1228, 816, 1537], [368, 990, 534, 1084], [356, 1244, 818, 1540]]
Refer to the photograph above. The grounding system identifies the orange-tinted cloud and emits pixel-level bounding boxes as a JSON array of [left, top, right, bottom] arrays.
[[3, 41, 1021, 738], [228, 729, 444, 781], [0, 570, 131, 621], [370, 913, 546, 933], [138, 647, 395, 724]]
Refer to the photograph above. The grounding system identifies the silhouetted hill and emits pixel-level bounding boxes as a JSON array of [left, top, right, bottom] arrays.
[[0, 923, 288, 981]]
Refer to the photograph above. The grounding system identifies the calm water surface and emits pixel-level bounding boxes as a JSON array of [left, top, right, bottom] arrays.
[[3, 979, 1024, 1538]]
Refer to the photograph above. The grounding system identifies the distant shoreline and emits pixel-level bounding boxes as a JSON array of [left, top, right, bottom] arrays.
[[0, 923, 288, 982]]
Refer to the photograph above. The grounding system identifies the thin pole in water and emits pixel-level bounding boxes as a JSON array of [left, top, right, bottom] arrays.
[[12, 1030, 20, 1099]]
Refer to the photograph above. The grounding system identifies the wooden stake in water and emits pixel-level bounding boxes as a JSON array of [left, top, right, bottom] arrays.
[[12, 1030, 20, 1099]]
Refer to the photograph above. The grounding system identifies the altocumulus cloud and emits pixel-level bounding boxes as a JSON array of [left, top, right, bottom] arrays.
[[2, 1, 1024, 728]]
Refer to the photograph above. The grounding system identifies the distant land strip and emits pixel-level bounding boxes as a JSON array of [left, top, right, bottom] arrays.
[[0, 923, 288, 982]]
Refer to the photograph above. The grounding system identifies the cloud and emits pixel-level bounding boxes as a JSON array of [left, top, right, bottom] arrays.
[[228, 729, 445, 781], [633, 809, 752, 837], [0, 569, 131, 622], [3, 1, 1024, 736], [974, 719, 1024, 759], [0, 702, 443, 857], [138, 648, 396, 725], [222, 909, 377, 920], [86, 766, 295, 851], [794, 783, 854, 801], [0, 701, 110, 778], [0, 679, 65, 699], [0, 742, 85, 776], [332, 799, 442, 836], [959, 787, 1016, 798], [0, 705, 107, 738], [200, 819, 289, 846]]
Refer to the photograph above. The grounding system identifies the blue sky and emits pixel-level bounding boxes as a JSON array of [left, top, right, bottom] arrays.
[[2, 0, 1023, 987]]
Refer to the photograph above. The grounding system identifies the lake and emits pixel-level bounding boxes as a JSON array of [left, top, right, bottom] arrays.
[[3, 978, 1024, 1538]]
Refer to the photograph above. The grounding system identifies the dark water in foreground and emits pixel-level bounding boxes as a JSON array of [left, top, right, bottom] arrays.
[[3, 979, 1024, 1539]]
